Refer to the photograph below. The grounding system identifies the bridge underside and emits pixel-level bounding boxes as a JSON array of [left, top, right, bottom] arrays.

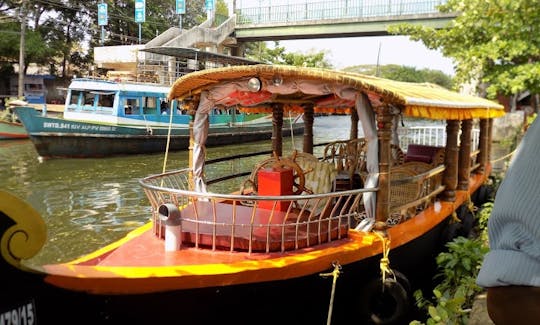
[[234, 15, 454, 42]]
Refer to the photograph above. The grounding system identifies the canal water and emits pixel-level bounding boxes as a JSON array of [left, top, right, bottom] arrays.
[[0, 115, 510, 266], [0, 115, 352, 266]]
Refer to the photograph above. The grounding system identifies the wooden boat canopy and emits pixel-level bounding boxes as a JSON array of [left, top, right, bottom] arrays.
[[168, 64, 505, 119]]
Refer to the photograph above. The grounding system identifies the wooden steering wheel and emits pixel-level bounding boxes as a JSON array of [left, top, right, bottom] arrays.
[[248, 152, 308, 196]]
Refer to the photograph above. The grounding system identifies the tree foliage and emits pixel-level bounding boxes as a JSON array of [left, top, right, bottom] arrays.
[[2, 0, 332, 78], [245, 41, 333, 68], [343, 64, 454, 89], [388, 0, 540, 98]]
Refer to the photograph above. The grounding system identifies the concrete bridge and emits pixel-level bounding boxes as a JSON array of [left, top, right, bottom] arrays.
[[233, 0, 456, 41]]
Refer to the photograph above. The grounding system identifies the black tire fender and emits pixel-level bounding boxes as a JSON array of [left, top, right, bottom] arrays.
[[359, 276, 410, 325], [392, 270, 412, 299]]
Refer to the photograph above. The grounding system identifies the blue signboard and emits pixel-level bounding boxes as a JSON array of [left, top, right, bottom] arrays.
[[97, 3, 108, 26], [134, 0, 145, 23], [205, 0, 214, 11], [176, 0, 185, 14]]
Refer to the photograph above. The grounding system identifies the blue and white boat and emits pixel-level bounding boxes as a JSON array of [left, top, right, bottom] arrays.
[[13, 78, 303, 158]]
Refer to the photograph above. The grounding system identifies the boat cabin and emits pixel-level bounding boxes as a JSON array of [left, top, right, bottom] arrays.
[[65, 78, 177, 119], [141, 64, 505, 254]]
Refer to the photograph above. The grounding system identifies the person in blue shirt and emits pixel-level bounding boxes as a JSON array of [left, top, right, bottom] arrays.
[[476, 116, 540, 324]]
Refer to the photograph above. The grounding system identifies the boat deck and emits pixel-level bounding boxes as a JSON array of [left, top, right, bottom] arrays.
[[74, 171, 487, 269], [37, 167, 489, 295]]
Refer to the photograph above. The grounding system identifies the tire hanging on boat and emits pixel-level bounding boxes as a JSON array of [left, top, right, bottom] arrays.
[[456, 204, 475, 238], [472, 184, 492, 206], [358, 274, 410, 325]]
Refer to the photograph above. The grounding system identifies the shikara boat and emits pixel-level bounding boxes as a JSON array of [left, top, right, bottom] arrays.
[[12, 78, 303, 158], [0, 120, 28, 140], [1, 65, 505, 324], [0, 108, 28, 140]]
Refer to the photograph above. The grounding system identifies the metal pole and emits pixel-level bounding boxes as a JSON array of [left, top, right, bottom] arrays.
[[138, 23, 141, 44], [101, 26, 104, 45], [179, 15, 182, 29], [18, 0, 26, 98]]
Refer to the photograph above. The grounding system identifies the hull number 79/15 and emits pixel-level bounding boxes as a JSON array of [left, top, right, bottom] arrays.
[[0, 300, 35, 325]]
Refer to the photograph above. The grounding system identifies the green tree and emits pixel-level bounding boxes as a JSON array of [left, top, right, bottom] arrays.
[[245, 41, 332, 68], [388, 0, 540, 98], [0, 0, 209, 76], [0, 0, 62, 74], [343, 64, 454, 89], [215, 0, 228, 17], [41, 0, 91, 77]]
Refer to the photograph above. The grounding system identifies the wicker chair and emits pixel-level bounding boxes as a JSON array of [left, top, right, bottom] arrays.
[[389, 166, 423, 222], [391, 144, 405, 166], [323, 138, 367, 190]]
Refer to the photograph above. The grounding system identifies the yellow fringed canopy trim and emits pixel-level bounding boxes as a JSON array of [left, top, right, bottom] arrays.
[[404, 105, 506, 120]]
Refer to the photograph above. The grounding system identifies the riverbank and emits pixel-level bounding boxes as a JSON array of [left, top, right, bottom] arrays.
[[469, 293, 494, 324]]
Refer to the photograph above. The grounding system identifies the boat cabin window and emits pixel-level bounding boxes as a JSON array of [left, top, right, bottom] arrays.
[[67, 90, 115, 114], [160, 100, 172, 115], [98, 94, 114, 109], [84, 92, 95, 107], [141, 96, 159, 115], [124, 98, 139, 115], [69, 90, 82, 108]]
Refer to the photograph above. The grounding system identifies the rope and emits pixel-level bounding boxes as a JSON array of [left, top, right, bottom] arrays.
[[490, 149, 517, 164], [373, 231, 394, 283], [451, 202, 460, 223], [160, 105, 175, 187], [320, 261, 342, 325], [288, 110, 295, 149], [466, 193, 477, 215]]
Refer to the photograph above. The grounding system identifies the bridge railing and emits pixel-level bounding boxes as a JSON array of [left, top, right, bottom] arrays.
[[236, 0, 448, 25]]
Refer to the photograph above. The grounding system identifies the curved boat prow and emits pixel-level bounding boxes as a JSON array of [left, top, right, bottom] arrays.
[[0, 190, 48, 323], [0, 190, 46, 273]]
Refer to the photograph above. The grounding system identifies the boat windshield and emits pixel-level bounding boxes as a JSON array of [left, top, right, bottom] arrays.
[[68, 90, 115, 114]]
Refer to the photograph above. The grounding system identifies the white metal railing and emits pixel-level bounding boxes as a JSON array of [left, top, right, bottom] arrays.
[[140, 168, 375, 253], [236, 0, 449, 25], [398, 126, 480, 152]]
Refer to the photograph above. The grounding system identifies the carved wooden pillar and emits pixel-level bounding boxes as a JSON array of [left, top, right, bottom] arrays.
[[442, 120, 460, 201], [476, 119, 489, 173], [272, 103, 284, 157], [376, 105, 393, 222], [458, 119, 473, 190], [303, 104, 314, 154], [350, 107, 359, 140]]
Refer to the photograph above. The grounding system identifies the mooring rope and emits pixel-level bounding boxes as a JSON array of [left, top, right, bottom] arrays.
[[451, 202, 461, 223], [466, 193, 478, 215], [320, 261, 342, 325], [160, 107, 175, 187], [373, 230, 394, 283]]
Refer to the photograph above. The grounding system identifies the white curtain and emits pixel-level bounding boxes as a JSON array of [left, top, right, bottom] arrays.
[[356, 93, 378, 220], [192, 101, 209, 193]]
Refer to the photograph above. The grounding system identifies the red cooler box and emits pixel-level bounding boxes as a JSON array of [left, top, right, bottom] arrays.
[[257, 167, 293, 211]]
